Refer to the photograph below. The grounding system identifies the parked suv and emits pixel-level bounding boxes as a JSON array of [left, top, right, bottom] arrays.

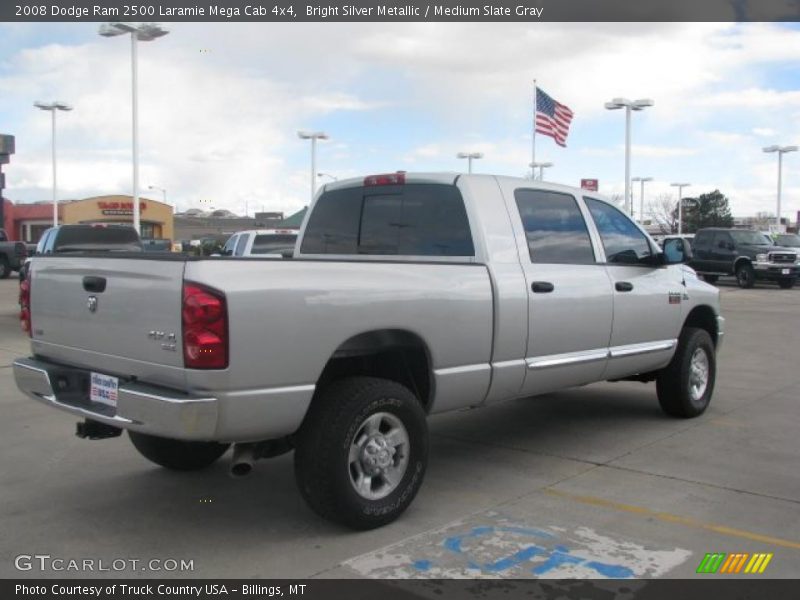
[[690, 228, 799, 288], [19, 224, 142, 281]]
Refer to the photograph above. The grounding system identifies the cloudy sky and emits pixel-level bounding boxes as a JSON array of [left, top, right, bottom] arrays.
[[2, 21, 800, 221]]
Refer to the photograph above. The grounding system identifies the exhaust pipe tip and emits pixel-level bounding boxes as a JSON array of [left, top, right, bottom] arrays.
[[230, 461, 253, 478], [229, 443, 257, 478]]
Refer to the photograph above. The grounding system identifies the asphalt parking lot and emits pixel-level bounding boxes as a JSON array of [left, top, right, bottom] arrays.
[[0, 275, 798, 580]]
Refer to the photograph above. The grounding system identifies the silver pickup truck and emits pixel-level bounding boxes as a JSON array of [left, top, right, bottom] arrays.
[[14, 173, 724, 529]]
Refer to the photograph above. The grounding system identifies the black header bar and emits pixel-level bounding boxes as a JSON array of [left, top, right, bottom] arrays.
[[3, 0, 800, 22]]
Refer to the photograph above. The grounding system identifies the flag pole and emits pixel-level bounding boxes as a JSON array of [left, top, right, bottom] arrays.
[[532, 79, 537, 179]]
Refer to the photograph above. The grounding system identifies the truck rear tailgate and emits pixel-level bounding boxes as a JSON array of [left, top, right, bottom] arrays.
[[29, 256, 187, 389]]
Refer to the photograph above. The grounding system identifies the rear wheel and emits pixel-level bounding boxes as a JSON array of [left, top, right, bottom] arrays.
[[294, 376, 428, 530], [777, 278, 795, 289], [657, 327, 716, 418], [735, 263, 755, 288], [128, 431, 229, 471], [0, 257, 10, 279]]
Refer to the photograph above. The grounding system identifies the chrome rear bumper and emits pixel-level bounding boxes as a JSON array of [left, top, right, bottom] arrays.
[[13, 357, 218, 441]]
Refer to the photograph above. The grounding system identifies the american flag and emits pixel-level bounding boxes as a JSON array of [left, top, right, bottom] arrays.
[[535, 87, 574, 147]]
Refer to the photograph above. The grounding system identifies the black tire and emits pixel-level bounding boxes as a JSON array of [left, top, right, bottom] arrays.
[[294, 376, 428, 530], [701, 275, 719, 284], [735, 263, 755, 288], [777, 278, 795, 289], [0, 257, 10, 279], [656, 327, 716, 418], [128, 431, 229, 471]]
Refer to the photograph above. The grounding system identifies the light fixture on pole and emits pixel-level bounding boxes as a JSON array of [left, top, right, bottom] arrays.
[[763, 145, 798, 229], [99, 22, 169, 234], [298, 131, 329, 202], [604, 97, 654, 216], [631, 176, 653, 222], [148, 184, 166, 204], [530, 161, 553, 181], [317, 172, 338, 182], [456, 151, 483, 174], [34, 101, 72, 226], [671, 182, 691, 235]]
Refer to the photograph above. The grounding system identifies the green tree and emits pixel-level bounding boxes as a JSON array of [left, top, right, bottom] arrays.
[[674, 190, 734, 233]]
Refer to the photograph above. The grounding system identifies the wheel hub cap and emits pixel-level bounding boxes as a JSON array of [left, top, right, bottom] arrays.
[[689, 347, 710, 402], [349, 411, 410, 500]]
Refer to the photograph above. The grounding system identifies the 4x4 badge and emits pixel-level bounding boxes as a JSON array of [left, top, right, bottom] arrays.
[[87, 296, 98, 313]]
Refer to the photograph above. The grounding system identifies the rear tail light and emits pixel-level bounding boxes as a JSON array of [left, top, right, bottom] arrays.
[[182, 282, 228, 369], [364, 172, 405, 186], [19, 273, 31, 337]]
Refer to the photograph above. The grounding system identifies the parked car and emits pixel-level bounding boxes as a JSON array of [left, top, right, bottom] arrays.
[[14, 174, 723, 529], [689, 228, 799, 288], [220, 229, 298, 258], [19, 224, 143, 281], [141, 238, 173, 252], [0, 229, 28, 279]]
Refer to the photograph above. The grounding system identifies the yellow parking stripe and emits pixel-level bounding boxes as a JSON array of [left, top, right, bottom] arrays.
[[758, 553, 774, 573], [744, 554, 760, 573], [545, 488, 800, 550]]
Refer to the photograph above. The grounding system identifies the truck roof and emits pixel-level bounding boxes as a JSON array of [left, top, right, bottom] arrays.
[[320, 172, 613, 202]]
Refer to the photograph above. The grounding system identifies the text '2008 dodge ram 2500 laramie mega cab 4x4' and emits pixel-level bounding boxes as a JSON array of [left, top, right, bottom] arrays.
[[14, 174, 724, 529]]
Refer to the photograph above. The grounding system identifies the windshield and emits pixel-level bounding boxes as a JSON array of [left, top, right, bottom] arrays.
[[775, 234, 800, 247], [729, 230, 772, 246]]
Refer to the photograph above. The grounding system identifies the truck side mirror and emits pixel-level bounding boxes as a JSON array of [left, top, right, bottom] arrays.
[[663, 238, 693, 264]]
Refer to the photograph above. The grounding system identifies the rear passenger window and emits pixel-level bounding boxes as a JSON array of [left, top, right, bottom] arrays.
[[301, 184, 474, 256], [514, 189, 595, 264], [585, 198, 652, 264]]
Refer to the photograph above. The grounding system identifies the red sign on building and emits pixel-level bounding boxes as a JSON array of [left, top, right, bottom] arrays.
[[581, 179, 599, 192]]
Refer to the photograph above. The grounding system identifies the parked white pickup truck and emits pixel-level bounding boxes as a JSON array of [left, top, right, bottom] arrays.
[[14, 173, 723, 529]]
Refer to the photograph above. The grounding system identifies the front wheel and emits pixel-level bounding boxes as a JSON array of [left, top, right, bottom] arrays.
[[128, 431, 230, 471], [656, 327, 716, 418], [735, 263, 755, 288], [777, 278, 795, 289], [294, 377, 428, 530]]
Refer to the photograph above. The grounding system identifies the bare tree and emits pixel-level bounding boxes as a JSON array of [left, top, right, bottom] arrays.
[[648, 193, 679, 234]]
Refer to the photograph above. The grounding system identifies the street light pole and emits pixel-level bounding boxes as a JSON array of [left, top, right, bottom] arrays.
[[99, 22, 169, 234], [317, 172, 338, 182], [605, 97, 654, 216], [148, 185, 167, 204], [671, 182, 690, 235], [530, 161, 553, 181], [456, 151, 483, 174], [34, 102, 72, 226], [763, 145, 798, 229], [298, 131, 329, 203], [631, 176, 653, 222]]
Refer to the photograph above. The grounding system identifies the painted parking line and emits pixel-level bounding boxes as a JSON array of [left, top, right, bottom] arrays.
[[344, 511, 691, 579], [545, 488, 800, 550]]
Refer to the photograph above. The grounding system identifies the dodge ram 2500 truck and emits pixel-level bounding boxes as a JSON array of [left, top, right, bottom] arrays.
[[14, 173, 724, 529]]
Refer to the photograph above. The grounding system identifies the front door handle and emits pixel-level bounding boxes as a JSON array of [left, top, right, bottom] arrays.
[[615, 281, 634, 292], [531, 281, 555, 294]]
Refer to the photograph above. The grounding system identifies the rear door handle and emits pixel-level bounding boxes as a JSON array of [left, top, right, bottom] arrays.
[[615, 281, 634, 292], [82, 276, 107, 293], [531, 281, 555, 294]]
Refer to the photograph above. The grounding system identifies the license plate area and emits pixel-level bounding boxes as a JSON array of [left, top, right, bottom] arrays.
[[90, 372, 119, 409], [782, 268, 790, 275]]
